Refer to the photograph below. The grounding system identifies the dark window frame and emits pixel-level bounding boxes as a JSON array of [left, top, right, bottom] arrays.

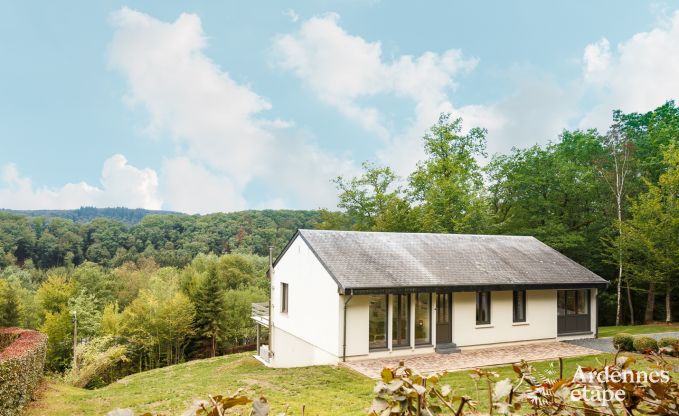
[[557, 289, 589, 316], [476, 291, 491, 325], [280, 282, 288, 313], [415, 293, 432, 346], [513, 290, 526, 323], [369, 294, 389, 351]]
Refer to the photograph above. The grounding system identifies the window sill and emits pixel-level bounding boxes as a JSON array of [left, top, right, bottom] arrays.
[[369, 347, 389, 352], [475, 324, 493, 329], [415, 343, 433, 348], [512, 322, 529, 326], [392, 345, 412, 350]]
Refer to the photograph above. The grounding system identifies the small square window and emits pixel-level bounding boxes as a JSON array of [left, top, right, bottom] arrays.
[[281, 283, 288, 313]]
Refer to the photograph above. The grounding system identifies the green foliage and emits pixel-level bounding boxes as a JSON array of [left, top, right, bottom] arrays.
[[35, 272, 76, 315], [0, 282, 20, 327], [68, 290, 102, 338], [409, 114, 490, 234], [0, 210, 318, 270], [612, 333, 635, 351], [40, 308, 73, 371], [658, 337, 679, 349], [0, 328, 48, 416], [633, 335, 659, 353], [66, 336, 128, 388], [193, 265, 226, 357]]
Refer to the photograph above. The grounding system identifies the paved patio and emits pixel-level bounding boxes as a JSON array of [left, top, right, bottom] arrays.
[[343, 341, 601, 378]]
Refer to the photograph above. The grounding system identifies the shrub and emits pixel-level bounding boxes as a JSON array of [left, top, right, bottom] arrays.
[[612, 333, 634, 351], [658, 337, 679, 348], [658, 337, 679, 356], [633, 336, 659, 353], [0, 327, 48, 416]]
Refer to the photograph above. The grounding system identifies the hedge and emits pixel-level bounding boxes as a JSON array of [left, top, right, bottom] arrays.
[[0, 327, 48, 416], [633, 336, 659, 353], [612, 333, 634, 351]]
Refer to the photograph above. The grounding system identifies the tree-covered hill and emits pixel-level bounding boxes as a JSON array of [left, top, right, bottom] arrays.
[[0, 207, 181, 225], [0, 209, 321, 269]]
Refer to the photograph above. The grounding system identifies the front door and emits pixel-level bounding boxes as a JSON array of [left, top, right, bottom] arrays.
[[436, 293, 452, 344]]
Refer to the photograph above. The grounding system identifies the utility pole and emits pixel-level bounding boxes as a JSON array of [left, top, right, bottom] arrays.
[[72, 310, 78, 374]]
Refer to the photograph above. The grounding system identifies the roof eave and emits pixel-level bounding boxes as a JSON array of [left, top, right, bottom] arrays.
[[341, 281, 609, 295]]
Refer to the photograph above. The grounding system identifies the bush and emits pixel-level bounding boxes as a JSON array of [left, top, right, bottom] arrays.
[[658, 337, 679, 356], [612, 333, 635, 351], [633, 336, 659, 353], [0, 327, 48, 416]]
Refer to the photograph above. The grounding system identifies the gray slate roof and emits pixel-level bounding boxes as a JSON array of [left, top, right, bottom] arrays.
[[289, 229, 608, 294]]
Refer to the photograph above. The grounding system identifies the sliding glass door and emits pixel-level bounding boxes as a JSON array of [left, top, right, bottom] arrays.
[[369, 295, 388, 350]]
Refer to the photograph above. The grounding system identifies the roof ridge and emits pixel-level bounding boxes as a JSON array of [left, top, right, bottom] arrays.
[[298, 229, 536, 239]]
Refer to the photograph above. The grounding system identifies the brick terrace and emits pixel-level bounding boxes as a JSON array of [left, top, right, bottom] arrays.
[[342, 341, 601, 378]]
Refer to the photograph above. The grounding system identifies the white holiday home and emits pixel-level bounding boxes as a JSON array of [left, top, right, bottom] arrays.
[[251, 230, 608, 368]]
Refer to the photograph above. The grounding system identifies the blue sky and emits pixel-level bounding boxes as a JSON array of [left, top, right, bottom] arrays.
[[1, 1, 678, 213]]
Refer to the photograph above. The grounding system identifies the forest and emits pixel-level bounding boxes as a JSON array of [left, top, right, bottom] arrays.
[[0, 101, 676, 387]]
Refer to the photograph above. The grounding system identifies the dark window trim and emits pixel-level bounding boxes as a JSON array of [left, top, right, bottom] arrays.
[[513, 290, 526, 323], [369, 294, 389, 351], [280, 282, 288, 313], [476, 291, 491, 325], [392, 294, 410, 348], [415, 292, 432, 346]]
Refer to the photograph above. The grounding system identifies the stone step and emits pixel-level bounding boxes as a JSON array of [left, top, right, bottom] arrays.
[[435, 343, 461, 354]]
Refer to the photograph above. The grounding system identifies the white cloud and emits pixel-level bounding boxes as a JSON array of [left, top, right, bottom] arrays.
[[284, 9, 300, 23], [109, 7, 356, 212], [583, 38, 611, 82], [109, 7, 274, 186], [272, 13, 479, 143], [0, 155, 162, 210], [580, 11, 679, 130], [160, 158, 246, 214]]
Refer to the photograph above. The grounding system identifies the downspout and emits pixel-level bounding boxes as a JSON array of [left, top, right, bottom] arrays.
[[268, 246, 274, 359], [342, 290, 353, 362], [595, 289, 599, 338]]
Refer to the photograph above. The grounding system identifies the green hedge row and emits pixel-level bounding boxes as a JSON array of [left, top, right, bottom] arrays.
[[0, 327, 48, 416]]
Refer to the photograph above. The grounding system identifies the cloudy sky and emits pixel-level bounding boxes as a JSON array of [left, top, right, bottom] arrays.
[[1, 1, 678, 214]]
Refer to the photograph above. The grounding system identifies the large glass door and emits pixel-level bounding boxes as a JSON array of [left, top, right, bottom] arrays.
[[436, 293, 452, 344], [557, 289, 590, 334]]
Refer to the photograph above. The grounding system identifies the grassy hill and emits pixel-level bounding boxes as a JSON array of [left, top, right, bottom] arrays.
[[25, 353, 374, 415], [22, 351, 641, 416]]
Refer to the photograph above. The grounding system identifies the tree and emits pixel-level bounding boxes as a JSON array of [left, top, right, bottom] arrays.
[[36, 272, 77, 315], [596, 117, 636, 325], [333, 162, 409, 231], [0, 282, 20, 327], [41, 308, 74, 371], [193, 264, 226, 357], [620, 144, 679, 323], [409, 114, 489, 233]]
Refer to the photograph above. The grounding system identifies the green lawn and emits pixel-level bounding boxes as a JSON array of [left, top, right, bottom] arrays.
[[25, 352, 676, 416], [598, 323, 679, 338]]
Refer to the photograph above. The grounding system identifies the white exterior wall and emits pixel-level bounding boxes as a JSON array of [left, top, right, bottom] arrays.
[[269, 235, 341, 367], [452, 290, 558, 348], [343, 289, 598, 359], [342, 294, 436, 361]]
